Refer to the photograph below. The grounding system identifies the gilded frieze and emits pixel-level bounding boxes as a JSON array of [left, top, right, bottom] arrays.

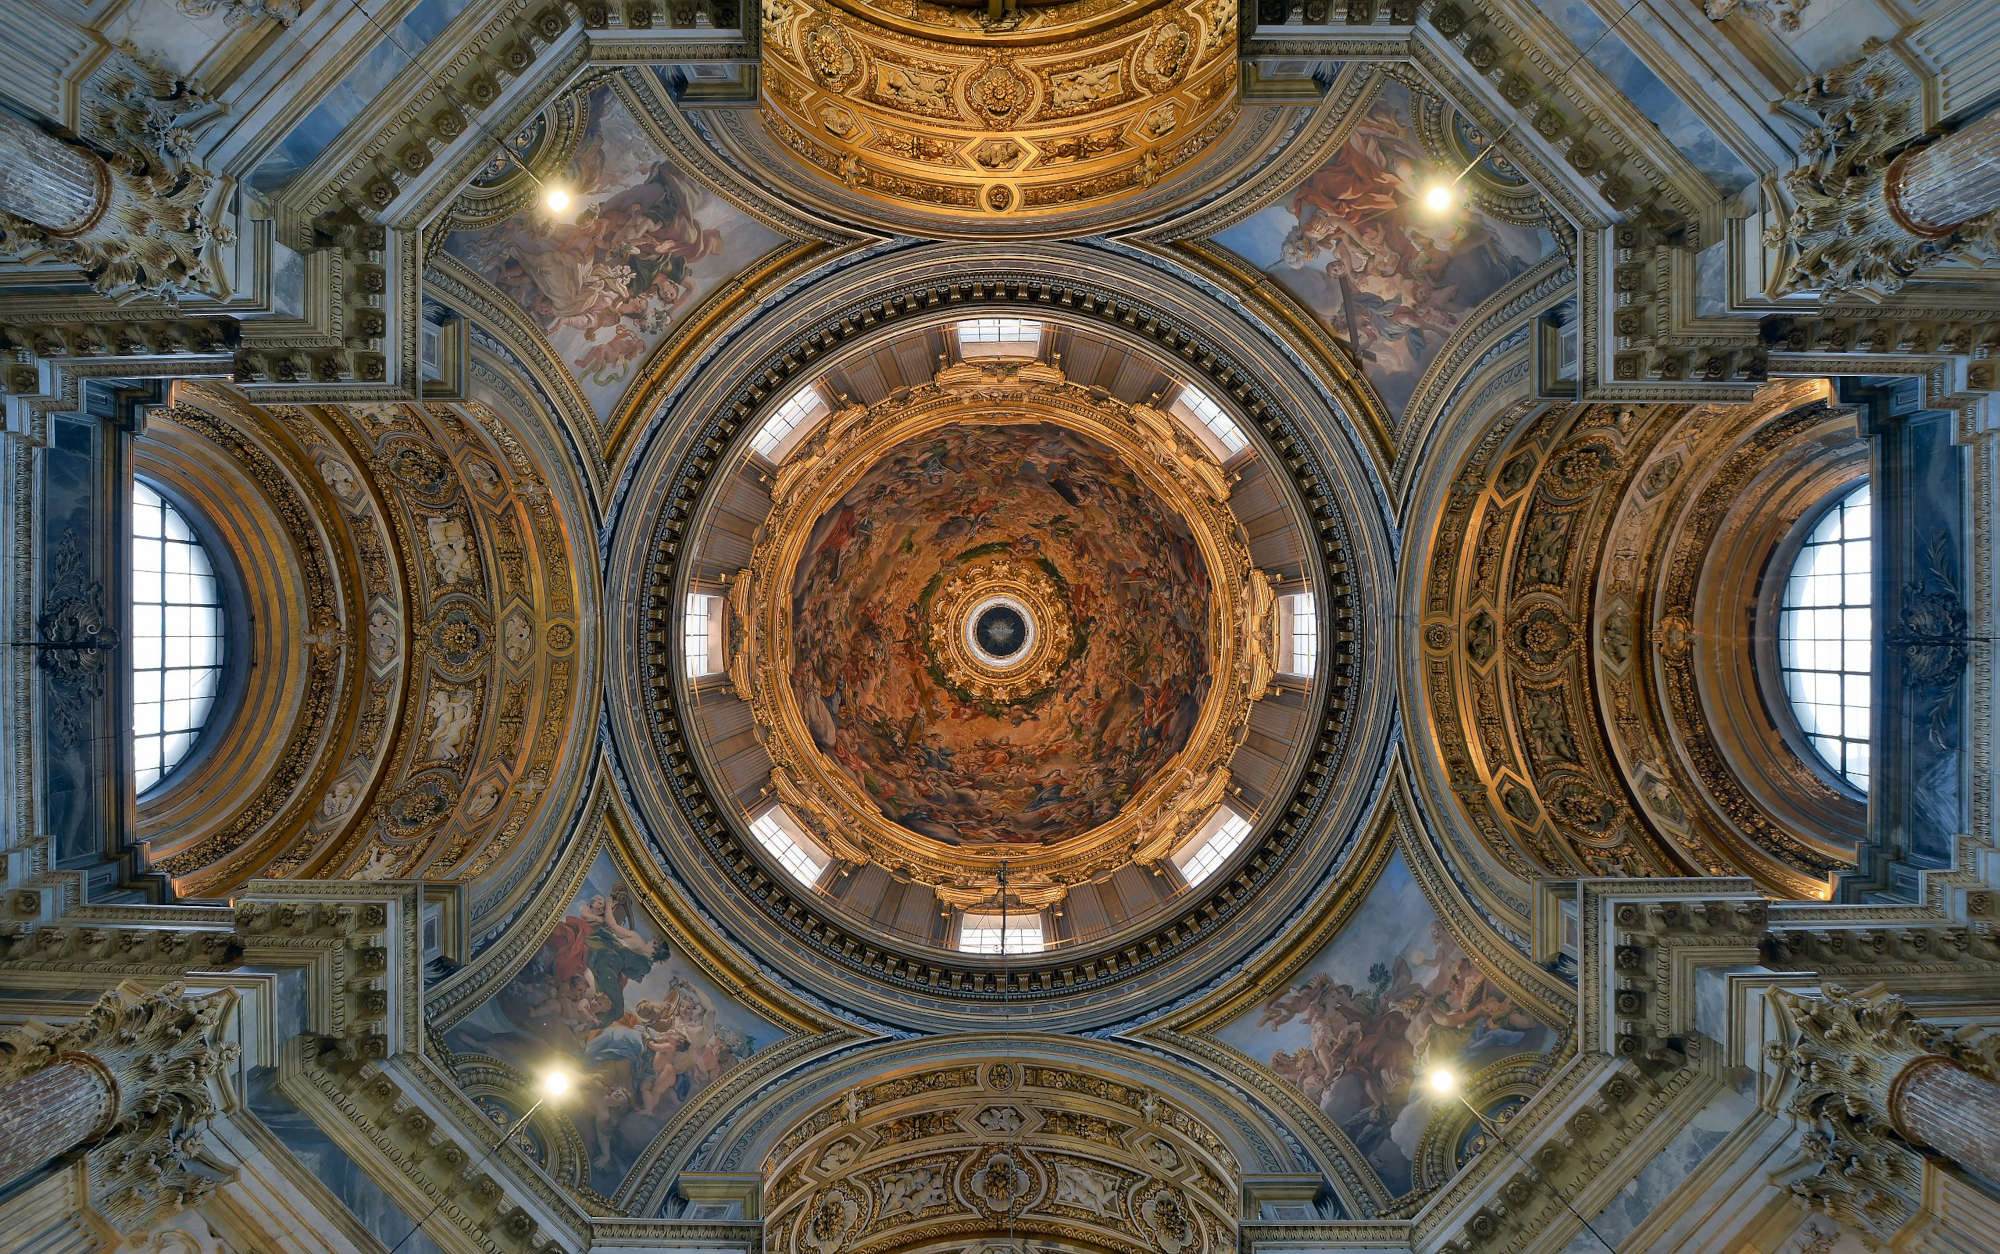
[[760, 0, 1238, 225]]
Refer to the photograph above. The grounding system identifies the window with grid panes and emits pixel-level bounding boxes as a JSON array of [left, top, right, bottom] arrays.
[[1777, 481, 1872, 792], [131, 479, 227, 794]]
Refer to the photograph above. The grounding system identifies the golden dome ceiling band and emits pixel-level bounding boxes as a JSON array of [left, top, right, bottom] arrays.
[[760, 0, 1239, 221]]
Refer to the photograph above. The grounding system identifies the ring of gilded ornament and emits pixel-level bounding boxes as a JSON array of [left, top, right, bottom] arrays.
[[727, 378, 1275, 895]]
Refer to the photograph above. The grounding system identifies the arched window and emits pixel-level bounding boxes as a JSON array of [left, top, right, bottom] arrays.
[[1777, 481, 1871, 792], [131, 479, 227, 794]]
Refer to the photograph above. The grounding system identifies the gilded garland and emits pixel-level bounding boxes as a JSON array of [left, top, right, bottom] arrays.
[[725, 361, 1278, 902]]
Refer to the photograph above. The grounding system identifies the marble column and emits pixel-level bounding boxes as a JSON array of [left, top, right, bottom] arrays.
[[1887, 109, 2000, 238], [1888, 1053, 2000, 1181], [0, 1057, 117, 1189], [0, 982, 237, 1229], [0, 111, 109, 237], [0, 54, 229, 302]]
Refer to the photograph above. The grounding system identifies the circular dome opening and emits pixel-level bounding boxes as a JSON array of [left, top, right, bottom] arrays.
[[968, 597, 1033, 665]]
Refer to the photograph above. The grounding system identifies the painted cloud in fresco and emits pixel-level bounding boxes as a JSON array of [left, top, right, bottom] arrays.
[[788, 423, 1212, 848], [447, 852, 779, 1196], [1214, 853, 1555, 1197], [1209, 79, 1553, 421], [444, 85, 784, 422]]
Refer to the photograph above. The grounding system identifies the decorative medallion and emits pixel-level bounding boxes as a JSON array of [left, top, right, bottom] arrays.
[[923, 552, 1077, 703]]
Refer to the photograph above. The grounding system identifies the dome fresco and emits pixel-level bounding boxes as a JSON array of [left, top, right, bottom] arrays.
[[786, 422, 1212, 848], [3, 3, 1992, 1251]]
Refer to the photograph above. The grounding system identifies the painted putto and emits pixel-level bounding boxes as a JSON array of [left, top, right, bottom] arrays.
[[787, 422, 1213, 848], [1217, 854, 1555, 1196], [444, 85, 783, 421], [1211, 79, 1552, 419], [447, 853, 776, 1195]]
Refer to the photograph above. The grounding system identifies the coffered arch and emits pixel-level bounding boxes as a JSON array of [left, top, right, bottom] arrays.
[[1403, 373, 1867, 934]]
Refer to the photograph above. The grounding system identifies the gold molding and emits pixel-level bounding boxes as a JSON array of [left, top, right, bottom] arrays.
[[760, 0, 1240, 222]]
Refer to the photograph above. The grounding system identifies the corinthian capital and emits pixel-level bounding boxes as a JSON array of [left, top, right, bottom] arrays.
[[0, 981, 240, 1232], [0, 45, 233, 303], [1765, 40, 2000, 298]]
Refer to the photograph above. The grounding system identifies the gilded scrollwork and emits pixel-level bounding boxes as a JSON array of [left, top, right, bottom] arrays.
[[760, 0, 1238, 223], [763, 1060, 1236, 1254], [1414, 385, 1861, 923]]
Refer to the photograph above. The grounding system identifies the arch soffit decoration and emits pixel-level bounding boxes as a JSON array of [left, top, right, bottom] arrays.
[[602, 241, 1398, 1030], [1399, 374, 1865, 937], [131, 395, 363, 880], [758, 1053, 1243, 1254], [687, 1033, 1311, 1217], [139, 386, 598, 933]]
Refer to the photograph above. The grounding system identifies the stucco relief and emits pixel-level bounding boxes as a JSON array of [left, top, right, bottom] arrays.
[[1413, 388, 1863, 926], [762, 1060, 1238, 1254]]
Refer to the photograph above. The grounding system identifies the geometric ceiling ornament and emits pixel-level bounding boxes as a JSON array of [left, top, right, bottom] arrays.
[[759, 0, 1239, 229]]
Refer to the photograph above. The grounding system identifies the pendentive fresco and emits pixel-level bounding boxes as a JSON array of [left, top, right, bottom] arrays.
[[0, 1, 1995, 1251]]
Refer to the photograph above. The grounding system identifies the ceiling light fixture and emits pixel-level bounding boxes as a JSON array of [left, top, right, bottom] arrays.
[[543, 184, 573, 214], [1411, 0, 1653, 221]]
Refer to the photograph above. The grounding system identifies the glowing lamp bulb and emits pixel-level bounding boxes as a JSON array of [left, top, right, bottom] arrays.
[[543, 185, 573, 214], [1422, 181, 1457, 214], [1425, 1067, 1459, 1098], [539, 1068, 572, 1099]]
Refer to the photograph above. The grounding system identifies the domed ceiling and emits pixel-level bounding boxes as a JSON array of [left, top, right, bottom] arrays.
[[787, 421, 1212, 850], [725, 361, 1281, 907], [607, 263, 1396, 1025]]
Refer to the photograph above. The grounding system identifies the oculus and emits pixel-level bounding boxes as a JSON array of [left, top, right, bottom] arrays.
[[970, 599, 1029, 662]]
